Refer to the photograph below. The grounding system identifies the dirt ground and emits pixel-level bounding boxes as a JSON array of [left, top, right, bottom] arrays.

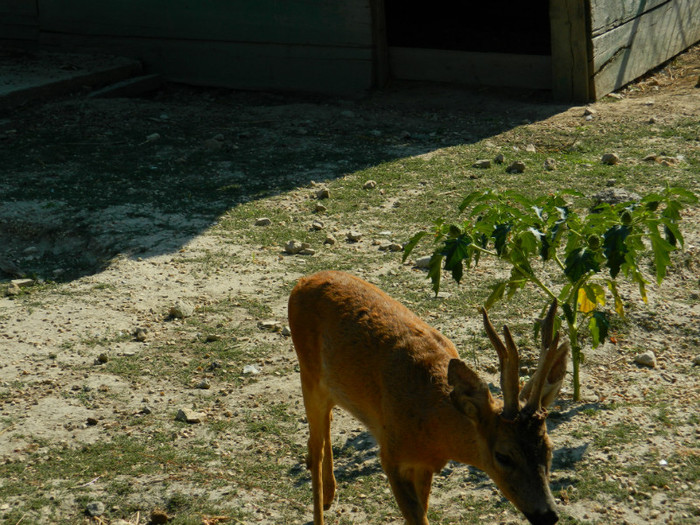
[[0, 45, 699, 524]]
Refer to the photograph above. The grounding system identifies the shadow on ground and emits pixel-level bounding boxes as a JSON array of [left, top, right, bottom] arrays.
[[0, 81, 570, 282]]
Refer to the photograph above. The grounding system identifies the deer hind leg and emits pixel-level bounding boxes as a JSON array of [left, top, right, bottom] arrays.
[[301, 381, 336, 524], [382, 457, 432, 525]]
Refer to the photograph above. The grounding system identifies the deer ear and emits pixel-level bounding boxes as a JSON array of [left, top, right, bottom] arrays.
[[540, 341, 569, 407], [448, 359, 492, 420]]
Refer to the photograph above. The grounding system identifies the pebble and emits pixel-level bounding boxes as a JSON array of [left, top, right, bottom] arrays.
[[584, 107, 596, 117], [634, 351, 657, 368], [544, 158, 557, 171], [379, 243, 403, 252], [170, 300, 195, 319], [86, 501, 105, 517], [315, 203, 327, 213], [315, 187, 331, 199], [324, 234, 337, 245], [258, 320, 282, 332], [175, 408, 203, 424], [284, 240, 311, 254], [281, 326, 292, 337], [601, 153, 620, 165], [195, 379, 211, 390], [243, 364, 261, 375], [346, 231, 363, 242], [415, 256, 432, 269], [692, 355, 700, 366], [363, 180, 377, 189], [525, 144, 537, 153], [255, 217, 272, 226], [493, 153, 505, 164], [506, 161, 526, 174], [134, 327, 148, 341], [311, 220, 324, 231], [472, 159, 491, 169]]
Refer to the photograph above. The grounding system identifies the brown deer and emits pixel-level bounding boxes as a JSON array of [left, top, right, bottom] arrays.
[[288, 270, 569, 525]]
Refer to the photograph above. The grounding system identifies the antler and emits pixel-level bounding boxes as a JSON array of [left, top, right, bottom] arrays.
[[481, 307, 520, 420], [520, 300, 569, 414]]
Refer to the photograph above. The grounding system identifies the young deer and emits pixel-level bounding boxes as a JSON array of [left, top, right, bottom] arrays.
[[288, 271, 568, 525]]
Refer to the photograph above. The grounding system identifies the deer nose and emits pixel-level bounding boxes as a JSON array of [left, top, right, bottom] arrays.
[[525, 509, 558, 525]]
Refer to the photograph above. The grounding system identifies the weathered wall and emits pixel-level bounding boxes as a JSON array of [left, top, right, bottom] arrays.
[[1, 0, 376, 95], [589, 0, 700, 98], [0, 0, 38, 41]]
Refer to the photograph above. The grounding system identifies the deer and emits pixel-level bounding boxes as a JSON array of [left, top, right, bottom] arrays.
[[288, 270, 569, 525]]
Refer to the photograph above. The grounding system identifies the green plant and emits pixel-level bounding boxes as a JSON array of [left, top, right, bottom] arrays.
[[404, 185, 696, 400]]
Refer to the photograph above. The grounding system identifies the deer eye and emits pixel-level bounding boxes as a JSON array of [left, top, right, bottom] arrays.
[[495, 451, 515, 469]]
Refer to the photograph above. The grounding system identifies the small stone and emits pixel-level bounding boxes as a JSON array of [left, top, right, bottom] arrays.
[[634, 351, 657, 368], [258, 320, 282, 332], [363, 180, 377, 190], [255, 217, 272, 226], [493, 153, 505, 164], [96, 353, 109, 364], [583, 107, 596, 116], [506, 161, 526, 174], [415, 256, 432, 269], [315, 187, 331, 199], [145, 133, 160, 143], [243, 364, 261, 375], [170, 300, 194, 319], [323, 234, 337, 245], [134, 327, 148, 341], [525, 144, 537, 153], [86, 501, 106, 517], [86, 417, 99, 426], [205, 334, 221, 342], [314, 203, 327, 213], [311, 220, 324, 231], [10, 278, 33, 288], [195, 379, 211, 390], [281, 326, 292, 337], [298, 248, 316, 256], [692, 355, 700, 366], [346, 231, 363, 242], [601, 153, 620, 165], [284, 240, 310, 254], [544, 158, 557, 171], [473, 159, 491, 169], [379, 243, 403, 252], [175, 408, 203, 424]]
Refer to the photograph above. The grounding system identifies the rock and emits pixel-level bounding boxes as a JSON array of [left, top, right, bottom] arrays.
[[363, 180, 377, 190], [544, 158, 557, 171], [134, 327, 148, 342], [204, 334, 221, 342], [298, 248, 316, 256], [255, 217, 272, 226], [281, 326, 292, 337], [5, 283, 22, 296], [311, 220, 324, 231], [284, 240, 311, 254], [472, 159, 491, 169], [314, 203, 327, 213], [525, 144, 537, 153], [315, 187, 331, 199], [634, 351, 657, 368], [195, 379, 211, 390], [415, 256, 432, 269], [592, 188, 641, 207], [145, 133, 160, 143], [243, 364, 261, 375], [170, 300, 194, 319], [493, 153, 505, 164], [506, 161, 526, 174], [346, 231, 363, 242], [601, 153, 620, 165], [323, 234, 337, 245], [175, 408, 203, 424], [583, 107, 596, 116], [379, 243, 403, 252], [11, 278, 33, 288], [86, 417, 99, 426], [86, 501, 106, 517], [258, 320, 282, 332], [692, 355, 700, 366]]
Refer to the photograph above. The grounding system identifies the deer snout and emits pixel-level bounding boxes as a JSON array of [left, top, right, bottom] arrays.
[[524, 508, 558, 525]]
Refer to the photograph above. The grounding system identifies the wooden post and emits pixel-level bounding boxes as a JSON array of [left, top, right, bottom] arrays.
[[550, 0, 591, 102]]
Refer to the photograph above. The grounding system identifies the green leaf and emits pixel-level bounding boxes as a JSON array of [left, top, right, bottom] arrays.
[[492, 223, 512, 256], [648, 224, 675, 284], [607, 280, 625, 318], [441, 235, 472, 284], [402, 230, 428, 262], [589, 311, 609, 348], [485, 282, 506, 309], [428, 252, 444, 295], [564, 247, 600, 283], [603, 225, 630, 278], [458, 190, 488, 212], [666, 187, 698, 204]]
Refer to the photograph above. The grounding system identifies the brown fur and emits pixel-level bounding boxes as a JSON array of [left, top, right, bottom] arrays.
[[288, 271, 566, 525]]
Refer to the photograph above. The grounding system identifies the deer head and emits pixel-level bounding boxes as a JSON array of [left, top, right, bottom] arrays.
[[448, 300, 569, 525]]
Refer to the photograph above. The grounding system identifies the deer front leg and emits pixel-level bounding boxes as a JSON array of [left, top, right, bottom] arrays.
[[382, 458, 432, 525]]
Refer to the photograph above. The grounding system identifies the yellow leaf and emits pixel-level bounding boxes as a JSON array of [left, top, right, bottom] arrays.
[[578, 284, 605, 314], [578, 288, 596, 313]]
